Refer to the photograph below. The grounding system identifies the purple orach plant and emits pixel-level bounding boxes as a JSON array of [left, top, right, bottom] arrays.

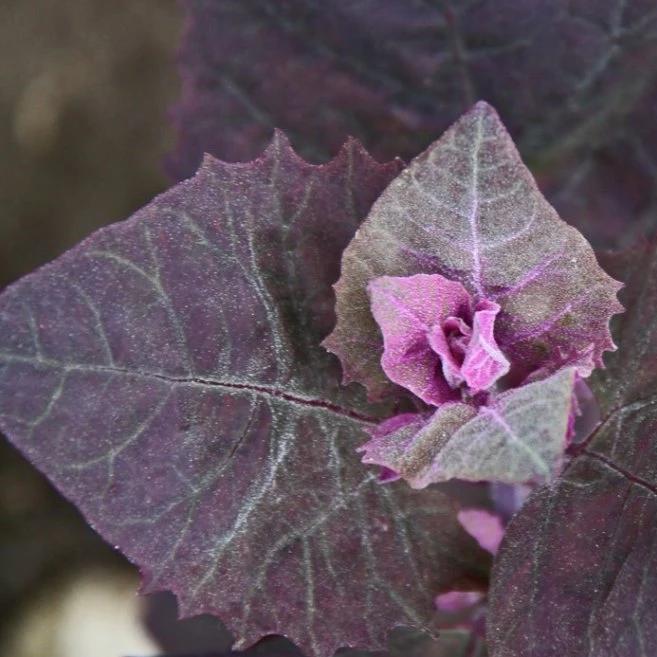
[[0, 100, 629, 657]]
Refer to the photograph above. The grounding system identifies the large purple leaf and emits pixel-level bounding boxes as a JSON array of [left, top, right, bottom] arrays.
[[0, 135, 491, 657], [170, 1, 657, 245], [539, 84, 657, 248], [487, 244, 657, 657], [324, 101, 622, 401]]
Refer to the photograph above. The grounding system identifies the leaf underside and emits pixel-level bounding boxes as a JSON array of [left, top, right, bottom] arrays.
[[0, 135, 489, 657], [488, 245, 657, 657], [171, 0, 657, 247]]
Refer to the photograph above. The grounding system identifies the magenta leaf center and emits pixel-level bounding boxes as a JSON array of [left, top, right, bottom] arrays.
[[369, 273, 510, 406]]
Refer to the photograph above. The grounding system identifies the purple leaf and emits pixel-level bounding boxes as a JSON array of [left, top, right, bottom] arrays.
[[324, 102, 622, 402], [0, 135, 492, 657], [171, 1, 657, 171], [488, 244, 657, 657], [361, 368, 577, 488], [539, 86, 657, 248], [171, 1, 657, 246]]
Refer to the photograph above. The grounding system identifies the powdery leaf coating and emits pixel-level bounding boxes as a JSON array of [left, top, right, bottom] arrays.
[[488, 245, 657, 657], [0, 136, 492, 657], [361, 369, 576, 488], [324, 101, 623, 400], [360, 406, 475, 486], [368, 274, 509, 405], [431, 368, 577, 485], [171, 1, 657, 246]]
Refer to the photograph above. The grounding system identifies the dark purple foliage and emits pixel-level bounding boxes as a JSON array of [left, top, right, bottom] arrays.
[[171, 0, 657, 246], [138, 627, 486, 657], [488, 244, 657, 656], [0, 135, 490, 657], [3, 0, 657, 652]]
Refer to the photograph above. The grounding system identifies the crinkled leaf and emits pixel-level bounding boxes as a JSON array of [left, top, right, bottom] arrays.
[[488, 244, 657, 657], [324, 101, 622, 400], [368, 274, 508, 404], [361, 369, 576, 488], [368, 274, 469, 406], [171, 1, 657, 246], [0, 136, 491, 657]]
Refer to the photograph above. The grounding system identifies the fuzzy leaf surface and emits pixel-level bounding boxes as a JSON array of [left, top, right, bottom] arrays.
[[171, 1, 657, 246], [488, 245, 657, 657], [324, 102, 622, 400], [0, 136, 489, 657], [361, 369, 576, 488]]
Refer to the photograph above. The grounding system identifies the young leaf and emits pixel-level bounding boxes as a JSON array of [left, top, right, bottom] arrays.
[[367, 273, 509, 405], [0, 135, 491, 657], [488, 244, 657, 657], [324, 101, 622, 400], [361, 369, 576, 488]]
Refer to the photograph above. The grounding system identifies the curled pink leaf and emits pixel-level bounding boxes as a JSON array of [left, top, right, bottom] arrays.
[[368, 274, 509, 406], [461, 299, 510, 393]]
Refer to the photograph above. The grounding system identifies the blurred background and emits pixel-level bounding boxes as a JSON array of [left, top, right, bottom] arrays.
[[0, 2, 206, 655]]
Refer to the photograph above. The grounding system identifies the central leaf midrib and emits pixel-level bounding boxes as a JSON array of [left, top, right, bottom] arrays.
[[0, 351, 377, 424]]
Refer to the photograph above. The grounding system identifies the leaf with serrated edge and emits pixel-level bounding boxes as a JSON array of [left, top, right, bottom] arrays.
[[0, 134, 491, 657], [324, 101, 622, 401], [488, 244, 657, 657]]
